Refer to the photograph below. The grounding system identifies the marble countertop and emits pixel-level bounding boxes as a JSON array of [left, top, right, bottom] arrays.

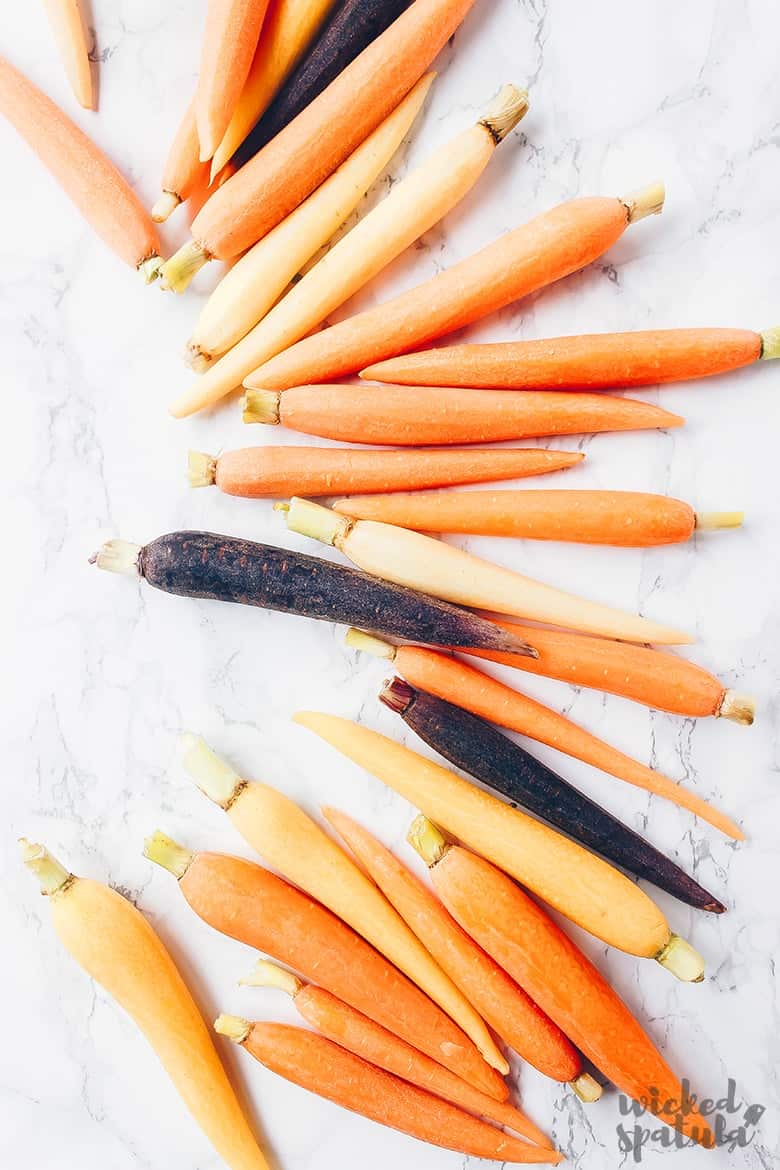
[[2, 1, 779, 1167]]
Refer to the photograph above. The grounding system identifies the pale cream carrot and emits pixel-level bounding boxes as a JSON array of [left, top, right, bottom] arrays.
[[196, 0, 270, 161], [43, 0, 94, 109], [153, 99, 209, 222]]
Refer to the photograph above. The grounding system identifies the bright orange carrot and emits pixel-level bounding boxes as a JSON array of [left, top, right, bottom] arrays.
[[43, 0, 94, 109], [153, 100, 209, 222], [0, 57, 161, 279], [362, 327, 780, 387], [188, 446, 584, 498], [216, 1017, 561, 1163], [196, 0, 271, 161], [245, 183, 664, 389], [322, 808, 599, 1096], [242, 384, 681, 443], [410, 826, 715, 1148], [242, 960, 552, 1145]]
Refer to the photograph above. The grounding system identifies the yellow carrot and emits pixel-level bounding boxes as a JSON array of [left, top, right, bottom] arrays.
[[43, 0, 94, 109]]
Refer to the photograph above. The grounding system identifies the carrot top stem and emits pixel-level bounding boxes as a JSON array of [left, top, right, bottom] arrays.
[[19, 839, 72, 896], [243, 389, 282, 424], [479, 84, 529, 144], [152, 191, 181, 223], [621, 182, 665, 223], [188, 452, 218, 488], [694, 511, 744, 531], [89, 539, 142, 575], [240, 960, 303, 997], [138, 255, 164, 284], [407, 815, 449, 867], [654, 935, 705, 983], [143, 830, 195, 879], [571, 1074, 603, 1104], [160, 239, 212, 293], [381, 676, 416, 715], [760, 327, 780, 360], [718, 691, 756, 726], [214, 1014, 252, 1044], [345, 629, 397, 659], [179, 733, 243, 807], [283, 497, 351, 545]]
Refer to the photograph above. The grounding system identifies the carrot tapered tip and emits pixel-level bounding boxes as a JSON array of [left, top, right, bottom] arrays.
[[151, 191, 181, 223], [622, 181, 666, 223], [571, 1073, 603, 1103], [655, 934, 705, 982], [760, 327, 780, 360], [480, 84, 529, 144], [19, 839, 72, 895], [188, 451, 217, 488], [718, 691, 756, 726], [214, 1014, 251, 1044], [159, 239, 211, 293]]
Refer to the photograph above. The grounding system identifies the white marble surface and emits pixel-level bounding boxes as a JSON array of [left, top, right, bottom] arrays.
[[2, 1, 779, 1167]]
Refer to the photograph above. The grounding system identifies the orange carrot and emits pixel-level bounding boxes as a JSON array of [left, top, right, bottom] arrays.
[[43, 0, 95, 110], [467, 621, 756, 724], [161, 0, 478, 286], [242, 384, 681, 443], [322, 808, 599, 1096], [215, 1018, 560, 1163], [409, 826, 715, 1148], [245, 183, 664, 389], [187, 446, 584, 498], [196, 0, 271, 161], [242, 960, 553, 1145], [153, 99, 209, 222], [362, 326, 780, 388], [332, 489, 743, 546], [144, 834, 508, 1100], [0, 57, 162, 279]]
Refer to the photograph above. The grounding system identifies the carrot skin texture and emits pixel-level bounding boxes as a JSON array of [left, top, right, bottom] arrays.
[[157, 100, 208, 215], [362, 328, 764, 389], [43, 0, 95, 110], [196, 0, 271, 160], [0, 57, 160, 270]]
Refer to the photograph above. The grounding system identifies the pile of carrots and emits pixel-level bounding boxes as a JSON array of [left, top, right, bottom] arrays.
[[6, 0, 765, 1164]]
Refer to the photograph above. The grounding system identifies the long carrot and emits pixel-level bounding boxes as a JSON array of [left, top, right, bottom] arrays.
[[43, 0, 94, 110], [215, 1017, 560, 1162], [159, 0, 478, 288], [241, 961, 553, 1144], [245, 183, 664, 389], [143, 833, 509, 1098], [362, 326, 780, 387], [244, 384, 682, 441], [153, 100, 209, 222], [21, 841, 270, 1170], [0, 57, 162, 280], [188, 446, 584, 497], [293, 712, 705, 976], [179, 732, 508, 1074], [195, 0, 271, 161], [281, 498, 691, 645], [332, 489, 743, 545], [322, 808, 600, 1096], [467, 620, 756, 724], [409, 823, 715, 1148]]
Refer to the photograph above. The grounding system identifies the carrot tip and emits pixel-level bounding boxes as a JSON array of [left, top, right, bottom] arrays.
[[480, 84, 529, 144], [243, 389, 281, 425], [151, 191, 181, 223], [622, 181, 666, 223], [718, 690, 756, 726], [159, 239, 211, 293], [188, 451, 217, 488], [760, 326, 780, 360], [655, 934, 705, 982]]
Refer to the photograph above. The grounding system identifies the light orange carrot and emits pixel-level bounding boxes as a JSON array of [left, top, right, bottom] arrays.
[[362, 327, 780, 387], [188, 446, 584, 498], [216, 1017, 561, 1163], [0, 56, 161, 279], [196, 0, 271, 161], [245, 183, 664, 389], [153, 100, 209, 222], [243, 384, 681, 442], [43, 0, 94, 109]]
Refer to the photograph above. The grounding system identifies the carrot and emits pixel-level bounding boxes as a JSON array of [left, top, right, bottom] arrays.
[[43, 0, 94, 110], [409, 823, 716, 1148], [332, 489, 743, 546], [195, 0, 271, 162], [179, 732, 508, 1074], [159, 0, 478, 288], [293, 712, 706, 976], [467, 620, 756, 724], [243, 384, 682, 442], [362, 326, 780, 388], [143, 833, 508, 1098], [0, 57, 162, 280], [152, 99, 209, 222], [210, 0, 338, 181], [215, 1017, 560, 1162], [21, 841, 270, 1170], [281, 499, 692, 644], [246, 182, 665, 389], [241, 961, 554, 1143], [188, 446, 585, 498], [322, 808, 600, 1095]]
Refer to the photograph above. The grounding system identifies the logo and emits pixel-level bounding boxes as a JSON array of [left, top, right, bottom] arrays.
[[616, 1080, 764, 1161]]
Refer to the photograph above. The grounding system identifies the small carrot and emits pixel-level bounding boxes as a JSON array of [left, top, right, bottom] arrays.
[[143, 833, 508, 1098], [362, 326, 780, 388], [153, 99, 209, 222], [409, 823, 715, 1148], [245, 183, 664, 389], [322, 808, 600, 1096], [215, 1017, 561, 1163], [188, 446, 584, 498], [43, 0, 94, 110], [281, 499, 691, 645], [241, 961, 553, 1144], [243, 384, 682, 442], [0, 57, 162, 280], [196, 0, 271, 161]]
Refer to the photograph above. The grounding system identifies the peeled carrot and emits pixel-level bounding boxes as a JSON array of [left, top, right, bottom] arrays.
[[188, 446, 584, 497], [43, 0, 94, 110], [215, 1018, 560, 1163], [409, 825, 715, 1148], [281, 498, 692, 645], [246, 183, 664, 389], [468, 620, 756, 724], [196, 0, 270, 162], [362, 326, 780, 388], [21, 841, 270, 1170], [0, 57, 162, 280], [160, 0, 477, 288], [241, 960, 553, 1144], [322, 808, 599, 1096], [179, 733, 507, 1074], [293, 712, 705, 976], [243, 383, 683, 442], [144, 833, 508, 1098], [153, 100, 209, 222]]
